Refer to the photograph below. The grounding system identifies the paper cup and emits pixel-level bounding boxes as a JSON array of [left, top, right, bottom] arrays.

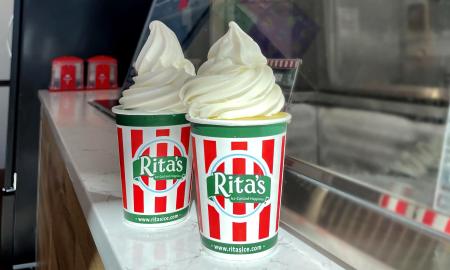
[[188, 113, 291, 259], [113, 106, 192, 227]]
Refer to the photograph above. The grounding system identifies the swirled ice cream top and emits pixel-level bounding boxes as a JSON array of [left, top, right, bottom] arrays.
[[180, 21, 285, 120], [119, 21, 195, 113]]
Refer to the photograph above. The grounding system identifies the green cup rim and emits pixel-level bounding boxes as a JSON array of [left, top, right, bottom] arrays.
[[112, 105, 186, 116], [113, 106, 188, 127], [186, 113, 291, 127]]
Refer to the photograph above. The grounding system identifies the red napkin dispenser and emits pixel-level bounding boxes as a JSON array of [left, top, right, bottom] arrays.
[[49, 56, 84, 91], [86, 55, 118, 90]]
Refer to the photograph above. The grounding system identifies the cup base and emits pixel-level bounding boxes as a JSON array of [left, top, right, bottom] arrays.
[[202, 244, 276, 261], [123, 210, 190, 229]]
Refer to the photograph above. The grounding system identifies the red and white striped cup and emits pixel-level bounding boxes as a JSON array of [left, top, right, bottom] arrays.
[[113, 106, 192, 227], [188, 114, 291, 259]]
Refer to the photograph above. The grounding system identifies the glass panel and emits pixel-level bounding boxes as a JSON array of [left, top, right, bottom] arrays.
[[146, 0, 450, 221]]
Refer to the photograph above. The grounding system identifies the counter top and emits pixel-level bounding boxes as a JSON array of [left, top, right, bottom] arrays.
[[38, 90, 345, 270]]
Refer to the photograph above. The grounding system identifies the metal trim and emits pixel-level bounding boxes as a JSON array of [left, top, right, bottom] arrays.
[[291, 92, 448, 122], [2, 172, 16, 195], [281, 159, 450, 269], [321, 85, 449, 103], [284, 156, 450, 241]]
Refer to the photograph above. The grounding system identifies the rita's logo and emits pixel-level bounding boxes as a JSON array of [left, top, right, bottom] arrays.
[[132, 138, 187, 193], [206, 151, 272, 218]]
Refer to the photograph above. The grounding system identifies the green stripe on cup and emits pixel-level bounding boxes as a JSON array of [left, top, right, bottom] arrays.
[[201, 235, 277, 255], [191, 122, 287, 138], [116, 113, 188, 127], [123, 206, 189, 224]]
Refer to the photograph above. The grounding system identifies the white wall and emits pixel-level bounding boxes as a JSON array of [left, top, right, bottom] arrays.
[[0, 0, 14, 79], [0, 87, 9, 168], [0, 0, 13, 168]]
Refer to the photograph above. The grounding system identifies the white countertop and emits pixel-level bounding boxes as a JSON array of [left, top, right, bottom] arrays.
[[38, 90, 345, 270]]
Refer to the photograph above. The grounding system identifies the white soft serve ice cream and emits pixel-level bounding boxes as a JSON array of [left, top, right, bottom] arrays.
[[119, 21, 195, 113], [180, 21, 285, 119]]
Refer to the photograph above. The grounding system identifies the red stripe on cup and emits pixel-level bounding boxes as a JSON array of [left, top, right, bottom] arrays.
[[262, 139, 275, 174], [203, 140, 221, 239], [174, 146, 186, 209], [253, 163, 264, 175], [179, 126, 191, 200], [188, 170, 193, 203], [259, 206, 271, 239], [192, 137, 203, 232], [208, 205, 221, 239], [216, 196, 225, 208], [211, 162, 224, 239], [203, 140, 217, 172], [232, 141, 247, 242], [231, 141, 247, 151], [131, 130, 143, 158], [217, 163, 225, 172], [155, 129, 170, 213], [176, 181, 186, 210], [181, 126, 190, 153], [133, 182, 144, 212], [131, 129, 144, 213], [156, 129, 170, 136], [260, 139, 275, 236], [117, 128, 127, 209], [232, 208, 247, 241], [275, 136, 286, 231]]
